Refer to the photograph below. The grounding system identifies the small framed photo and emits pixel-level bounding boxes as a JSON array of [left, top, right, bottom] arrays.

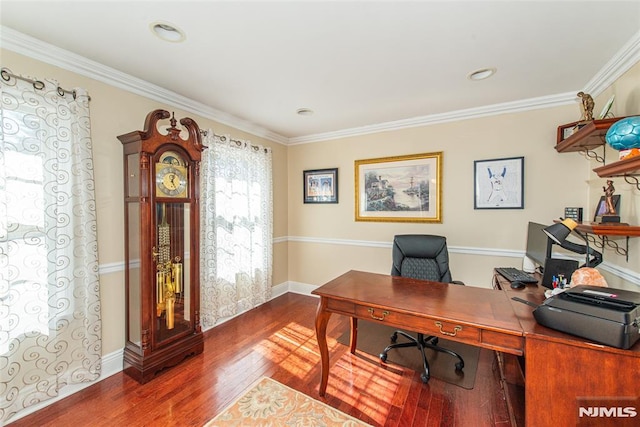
[[474, 156, 524, 209], [556, 121, 585, 143], [593, 195, 620, 222], [303, 168, 338, 203]]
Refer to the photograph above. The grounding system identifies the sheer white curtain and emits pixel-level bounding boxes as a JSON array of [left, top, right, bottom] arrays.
[[0, 70, 101, 423], [200, 132, 273, 328]]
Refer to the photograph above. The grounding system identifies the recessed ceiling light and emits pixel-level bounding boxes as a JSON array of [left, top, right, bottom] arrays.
[[296, 108, 314, 116], [150, 21, 186, 43], [467, 67, 496, 81]]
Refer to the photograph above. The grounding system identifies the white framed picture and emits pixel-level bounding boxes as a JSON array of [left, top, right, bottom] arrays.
[[474, 156, 524, 209]]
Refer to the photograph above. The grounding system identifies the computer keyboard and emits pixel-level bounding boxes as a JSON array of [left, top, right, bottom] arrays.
[[495, 267, 538, 283]]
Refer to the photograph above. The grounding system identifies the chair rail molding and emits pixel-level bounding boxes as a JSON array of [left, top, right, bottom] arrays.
[[286, 236, 640, 287]]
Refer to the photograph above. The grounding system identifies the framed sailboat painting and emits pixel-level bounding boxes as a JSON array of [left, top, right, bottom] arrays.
[[355, 152, 442, 223]]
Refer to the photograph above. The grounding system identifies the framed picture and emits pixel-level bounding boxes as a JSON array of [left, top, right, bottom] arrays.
[[474, 156, 524, 209], [593, 194, 620, 222], [556, 121, 586, 143], [355, 152, 442, 223], [303, 168, 338, 203]]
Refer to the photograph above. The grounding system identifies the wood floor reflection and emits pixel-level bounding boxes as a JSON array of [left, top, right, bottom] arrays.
[[8, 293, 512, 426]]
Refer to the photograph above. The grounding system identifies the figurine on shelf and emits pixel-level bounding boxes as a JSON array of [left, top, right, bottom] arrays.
[[600, 180, 621, 223], [577, 91, 595, 122], [603, 180, 617, 215]]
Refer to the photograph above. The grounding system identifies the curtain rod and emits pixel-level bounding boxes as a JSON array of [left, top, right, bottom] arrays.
[[200, 129, 270, 154], [1, 68, 91, 101]]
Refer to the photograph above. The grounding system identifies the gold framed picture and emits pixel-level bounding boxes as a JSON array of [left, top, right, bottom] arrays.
[[355, 152, 442, 223]]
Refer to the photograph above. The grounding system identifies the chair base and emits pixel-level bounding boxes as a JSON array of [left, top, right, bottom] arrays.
[[379, 330, 464, 383]]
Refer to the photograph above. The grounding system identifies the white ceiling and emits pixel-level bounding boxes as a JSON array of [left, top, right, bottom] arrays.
[[1, 1, 639, 144]]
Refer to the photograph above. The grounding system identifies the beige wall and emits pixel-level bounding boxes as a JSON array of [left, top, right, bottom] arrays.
[[2, 49, 639, 360], [2, 49, 289, 356], [288, 62, 640, 290]]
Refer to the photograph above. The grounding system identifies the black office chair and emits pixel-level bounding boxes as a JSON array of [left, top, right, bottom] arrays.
[[379, 234, 465, 383]]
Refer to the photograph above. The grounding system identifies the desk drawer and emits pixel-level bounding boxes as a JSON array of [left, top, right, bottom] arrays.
[[482, 330, 524, 355], [327, 298, 355, 315], [356, 305, 480, 344]]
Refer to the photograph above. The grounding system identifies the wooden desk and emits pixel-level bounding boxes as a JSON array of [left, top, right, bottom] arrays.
[[493, 272, 640, 426], [313, 270, 640, 427], [312, 270, 525, 396]]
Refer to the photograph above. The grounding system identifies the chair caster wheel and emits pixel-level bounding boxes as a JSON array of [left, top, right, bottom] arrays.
[[379, 353, 387, 362], [390, 332, 398, 343], [455, 361, 464, 371], [420, 373, 430, 383]]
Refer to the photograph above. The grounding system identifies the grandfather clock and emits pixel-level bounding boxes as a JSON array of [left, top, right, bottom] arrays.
[[118, 109, 204, 383]]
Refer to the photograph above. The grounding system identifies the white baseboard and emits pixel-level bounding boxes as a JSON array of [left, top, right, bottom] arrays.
[[287, 281, 320, 296], [5, 349, 123, 425]]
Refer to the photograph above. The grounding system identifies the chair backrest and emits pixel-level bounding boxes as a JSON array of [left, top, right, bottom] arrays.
[[391, 234, 453, 283]]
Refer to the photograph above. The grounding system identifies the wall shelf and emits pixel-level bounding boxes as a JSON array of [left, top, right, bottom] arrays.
[[593, 156, 640, 191], [554, 116, 639, 258], [575, 223, 639, 262], [556, 116, 640, 189], [575, 222, 640, 237], [555, 117, 624, 155]]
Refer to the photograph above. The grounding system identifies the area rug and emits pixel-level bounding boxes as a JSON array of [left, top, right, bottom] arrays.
[[204, 376, 372, 426], [337, 320, 480, 389]]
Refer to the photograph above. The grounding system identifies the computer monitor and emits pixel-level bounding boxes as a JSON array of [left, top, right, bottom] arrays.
[[524, 221, 552, 271]]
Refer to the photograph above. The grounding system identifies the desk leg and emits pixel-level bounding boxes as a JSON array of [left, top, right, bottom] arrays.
[[315, 297, 332, 396], [350, 317, 358, 354]]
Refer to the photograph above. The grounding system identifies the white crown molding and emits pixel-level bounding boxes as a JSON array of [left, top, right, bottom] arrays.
[[288, 92, 577, 145], [583, 29, 640, 95], [0, 26, 289, 145], [289, 30, 640, 145], [3, 26, 637, 146]]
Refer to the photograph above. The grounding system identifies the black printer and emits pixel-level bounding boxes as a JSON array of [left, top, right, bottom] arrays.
[[533, 285, 640, 349]]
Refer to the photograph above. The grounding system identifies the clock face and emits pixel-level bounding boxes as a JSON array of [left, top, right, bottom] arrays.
[[156, 152, 188, 198]]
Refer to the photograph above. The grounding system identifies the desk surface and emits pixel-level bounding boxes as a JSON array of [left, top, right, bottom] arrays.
[[312, 270, 526, 399], [313, 270, 524, 336]]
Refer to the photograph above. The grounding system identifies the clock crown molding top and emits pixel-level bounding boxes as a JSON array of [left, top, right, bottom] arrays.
[[118, 109, 205, 160]]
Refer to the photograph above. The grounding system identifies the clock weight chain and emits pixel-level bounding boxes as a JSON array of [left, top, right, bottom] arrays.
[[153, 204, 183, 330]]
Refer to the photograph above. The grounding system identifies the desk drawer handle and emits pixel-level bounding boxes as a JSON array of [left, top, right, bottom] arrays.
[[368, 308, 390, 321], [435, 321, 462, 337]]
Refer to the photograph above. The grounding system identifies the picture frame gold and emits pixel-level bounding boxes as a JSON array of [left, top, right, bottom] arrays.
[[355, 152, 442, 223]]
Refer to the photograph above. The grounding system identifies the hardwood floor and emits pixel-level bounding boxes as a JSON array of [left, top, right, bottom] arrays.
[[8, 293, 513, 426]]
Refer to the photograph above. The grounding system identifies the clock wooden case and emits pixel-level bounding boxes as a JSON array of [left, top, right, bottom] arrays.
[[118, 109, 204, 383]]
